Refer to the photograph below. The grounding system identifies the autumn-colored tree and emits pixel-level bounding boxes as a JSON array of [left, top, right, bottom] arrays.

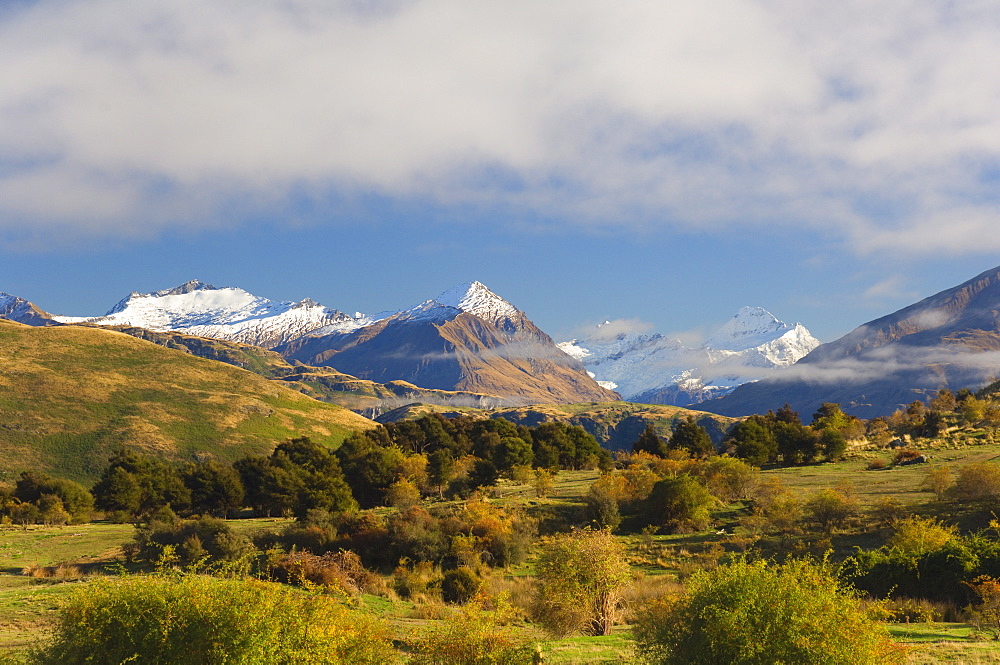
[[889, 515, 957, 555], [533, 529, 632, 636], [924, 466, 954, 501], [804, 488, 859, 534]]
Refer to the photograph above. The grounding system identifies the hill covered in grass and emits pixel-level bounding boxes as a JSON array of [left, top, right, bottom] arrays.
[[103, 326, 508, 413], [0, 320, 374, 483]]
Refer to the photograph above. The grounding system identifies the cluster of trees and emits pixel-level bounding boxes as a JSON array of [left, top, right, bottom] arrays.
[[881, 387, 1000, 439], [631, 416, 715, 459], [86, 416, 611, 523], [0, 472, 94, 527], [262, 494, 537, 575], [92, 449, 244, 521], [724, 403, 857, 466], [584, 452, 759, 534]]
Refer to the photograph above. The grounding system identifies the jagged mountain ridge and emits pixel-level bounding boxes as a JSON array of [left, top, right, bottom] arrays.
[[704, 264, 1000, 419], [277, 281, 619, 405], [0, 292, 58, 326], [558, 306, 819, 406], [30, 279, 617, 406], [53, 279, 369, 349]]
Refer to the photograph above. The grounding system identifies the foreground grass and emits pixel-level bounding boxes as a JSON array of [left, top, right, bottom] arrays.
[[890, 623, 1000, 664], [0, 523, 131, 573]]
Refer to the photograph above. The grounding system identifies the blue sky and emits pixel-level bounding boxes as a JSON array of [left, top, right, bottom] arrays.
[[2, 1, 1000, 344]]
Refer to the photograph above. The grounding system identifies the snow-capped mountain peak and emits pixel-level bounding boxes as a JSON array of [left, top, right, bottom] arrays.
[[705, 306, 794, 352], [560, 306, 821, 406], [433, 281, 521, 325], [0, 292, 57, 326], [52, 280, 366, 349]]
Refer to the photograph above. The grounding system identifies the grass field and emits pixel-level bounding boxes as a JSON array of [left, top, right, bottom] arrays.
[[7, 442, 1000, 661]]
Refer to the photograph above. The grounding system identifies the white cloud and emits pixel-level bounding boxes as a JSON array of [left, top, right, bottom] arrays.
[[572, 318, 655, 342], [3, 0, 1000, 250], [862, 275, 917, 302]]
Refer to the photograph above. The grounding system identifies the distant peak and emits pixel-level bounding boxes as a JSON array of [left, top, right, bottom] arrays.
[[435, 281, 493, 305], [435, 281, 508, 312], [730, 306, 781, 326], [150, 280, 218, 297], [429, 281, 523, 328], [106, 280, 223, 315]]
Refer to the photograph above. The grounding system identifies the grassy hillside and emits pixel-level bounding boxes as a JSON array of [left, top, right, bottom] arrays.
[[105, 326, 507, 412], [0, 320, 374, 483]]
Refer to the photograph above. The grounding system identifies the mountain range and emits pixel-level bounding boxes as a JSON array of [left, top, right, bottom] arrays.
[[705, 264, 1000, 419], [8, 265, 1000, 420], [17, 280, 617, 406], [558, 306, 820, 405]]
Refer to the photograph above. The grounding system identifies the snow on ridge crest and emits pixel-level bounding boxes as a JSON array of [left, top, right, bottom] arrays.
[[432, 281, 521, 324], [562, 306, 821, 405], [52, 280, 365, 349]]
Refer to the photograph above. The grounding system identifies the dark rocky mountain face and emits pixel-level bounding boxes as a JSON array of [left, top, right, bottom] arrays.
[[278, 308, 619, 406], [702, 265, 1000, 419]]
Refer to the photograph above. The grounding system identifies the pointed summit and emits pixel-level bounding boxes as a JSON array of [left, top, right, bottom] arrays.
[[433, 281, 522, 329], [151, 279, 217, 297], [0, 292, 58, 326], [705, 306, 798, 352]]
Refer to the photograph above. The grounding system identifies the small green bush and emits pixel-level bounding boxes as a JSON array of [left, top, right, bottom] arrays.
[[442, 567, 482, 604], [27, 573, 397, 665], [633, 557, 906, 665]]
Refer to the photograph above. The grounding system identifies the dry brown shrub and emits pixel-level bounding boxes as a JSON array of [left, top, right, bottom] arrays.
[[409, 597, 452, 620], [54, 563, 82, 579], [482, 575, 534, 621], [270, 550, 378, 595], [22, 563, 52, 578]]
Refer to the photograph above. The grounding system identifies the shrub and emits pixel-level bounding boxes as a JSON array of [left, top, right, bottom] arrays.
[[803, 488, 858, 533], [643, 475, 715, 533], [409, 596, 533, 665], [948, 462, 1000, 503], [442, 567, 482, 605], [633, 557, 906, 665], [270, 550, 378, 595], [533, 529, 632, 636], [888, 516, 957, 555], [130, 511, 254, 567], [27, 573, 397, 664], [583, 485, 621, 530]]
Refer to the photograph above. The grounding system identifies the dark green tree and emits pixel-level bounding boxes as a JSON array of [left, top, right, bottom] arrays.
[[818, 428, 848, 461], [669, 417, 715, 458], [644, 475, 715, 532], [15, 471, 94, 523], [335, 432, 404, 508], [726, 416, 777, 466], [182, 460, 245, 517], [427, 449, 455, 498], [632, 424, 669, 457], [495, 436, 533, 471]]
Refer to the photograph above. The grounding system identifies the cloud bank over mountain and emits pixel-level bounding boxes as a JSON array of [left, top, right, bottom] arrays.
[[3, 1, 1000, 254]]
